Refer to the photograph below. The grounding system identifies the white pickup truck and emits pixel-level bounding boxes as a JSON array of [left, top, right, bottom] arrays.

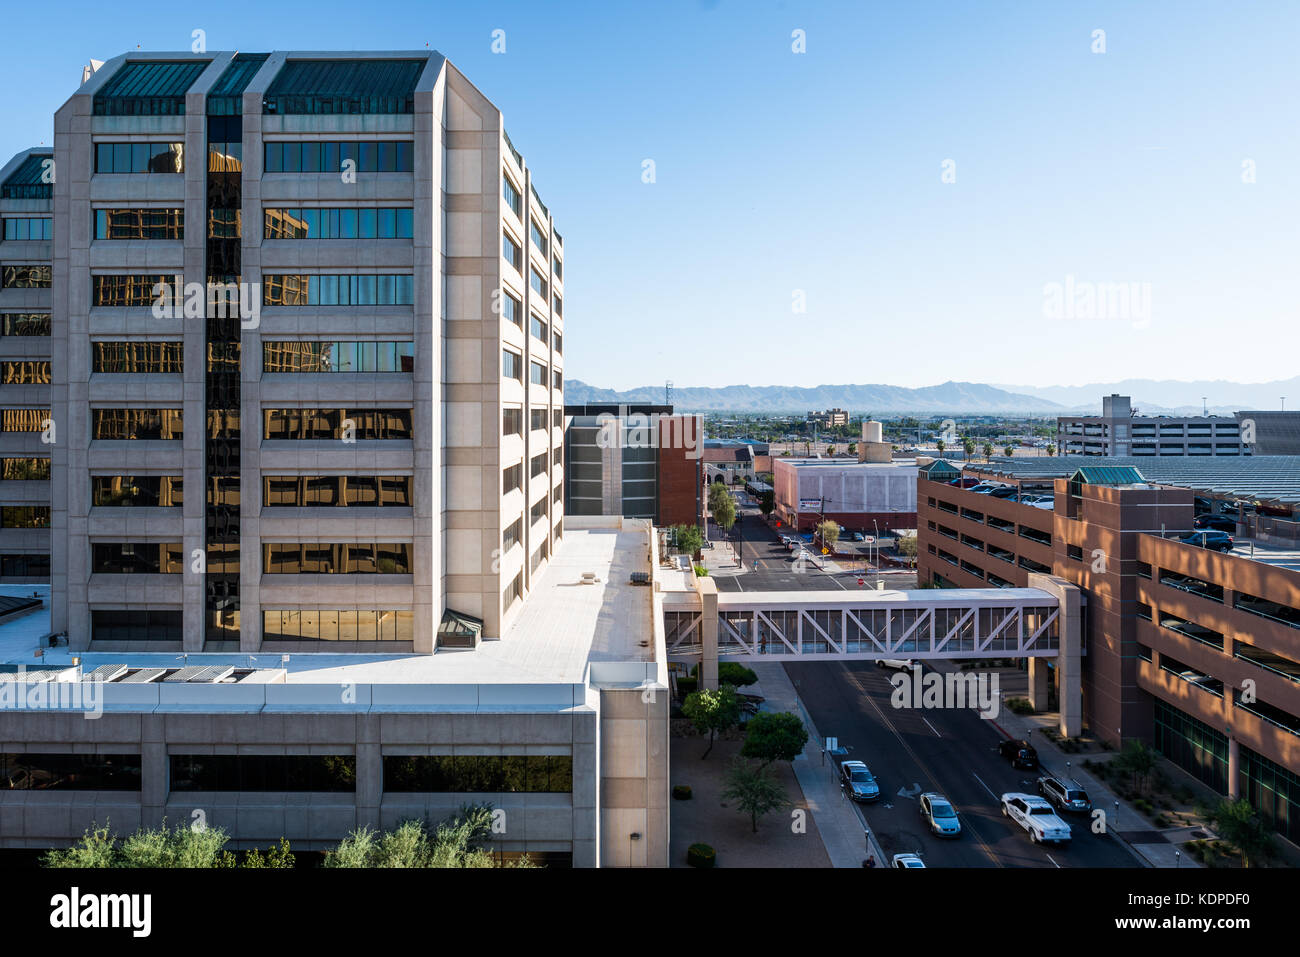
[[1000, 792, 1072, 845]]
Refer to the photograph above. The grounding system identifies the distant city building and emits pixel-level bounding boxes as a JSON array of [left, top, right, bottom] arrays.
[[564, 403, 703, 527], [773, 458, 917, 532], [1235, 410, 1300, 456], [702, 443, 757, 485], [1057, 394, 1248, 457], [807, 408, 849, 427]]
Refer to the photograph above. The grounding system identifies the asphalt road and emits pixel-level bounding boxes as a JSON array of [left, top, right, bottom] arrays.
[[784, 660, 1141, 868]]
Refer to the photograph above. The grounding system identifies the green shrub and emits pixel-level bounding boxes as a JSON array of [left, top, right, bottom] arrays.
[[1005, 697, 1034, 716], [690, 662, 757, 688], [686, 843, 716, 868], [672, 785, 692, 801], [676, 676, 697, 694], [694, 565, 709, 577]]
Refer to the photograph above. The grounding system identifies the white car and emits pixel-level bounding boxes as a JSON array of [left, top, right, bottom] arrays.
[[875, 658, 917, 671], [891, 853, 926, 868], [1000, 792, 1072, 845]]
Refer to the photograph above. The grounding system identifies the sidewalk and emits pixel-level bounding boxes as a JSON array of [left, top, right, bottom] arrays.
[[749, 662, 889, 868], [989, 699, 1201, 869]]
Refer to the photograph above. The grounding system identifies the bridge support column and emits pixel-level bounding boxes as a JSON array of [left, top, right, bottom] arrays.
[[1027, 573, 1082, 738], [695, 575, 719, 690], [1028, 656, 1051, 712]]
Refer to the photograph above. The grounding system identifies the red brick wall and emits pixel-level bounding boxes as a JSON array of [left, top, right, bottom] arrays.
[[657, 415, 703, 528]]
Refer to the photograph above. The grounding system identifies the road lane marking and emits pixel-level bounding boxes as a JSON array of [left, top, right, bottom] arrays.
[[922, 716, 942, 738], [1046, 854, 1060, 868], [972, 772, 998, 800]]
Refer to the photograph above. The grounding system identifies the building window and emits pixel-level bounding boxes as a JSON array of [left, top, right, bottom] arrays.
[[262, 475, 411, 507], [90, 609, 182, 642], [503, 517, 522, 551], [262, 274, 414, 306], [262, 609, 413, 642], [92, 542, 184, 574], [503, 174, 522, 217], [1, 506, 49, 528], [2, 218, 52, 241], [92, 476, 183, 507], [503, 349, 522, 381], [531, 452, 547, 478], [530, 314, 547, 343], [531, 498, 548, 525], [262, 341, 414, 373], [553, 369, 563, 391], [91, 409, 183, 440], [502, 407, 522, 436], [530, 408, 548, 432], [530, 220, 548, 257], [530, 361, 546, 385], [501, 289, 521, 326], [503, 231, 522, 271], [263, 207, 413, 240], [529, 267, 548, 299], [0, 753, 141, 791], [264, 141, 412, 174], [552, 409, 563, 428], [1, 361, 50, 384], [503, 464, 522, 494], [1, 409, 49, 432], [1, 313, 50, 336], [262, 408, 412, 441], [93, 208, 183, 240], [553, 255, 562, 280], [383, 754, 572, 793], [92, 342, 183, 374], [262, 543, 413, 575], [94, 142, 184, 174], [1, 457, 49, 480], [170, 754, 357, 792], [2, 265, 51, 289], [91, 274, 169, 306], [553, 331, 562, 355], [0, 553, 49, 576], [503, 572, 523, 609], [553, 294, 562, 317]]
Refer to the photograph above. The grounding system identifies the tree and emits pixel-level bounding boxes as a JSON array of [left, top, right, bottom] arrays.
[[1045, 444, 1056, 457], [741, 711, 809, 768], [962, 436, 975, 460], [1004, 445, 1015, 457], [1209, 798, 1274, 868], [895, 531, 919, 567], [982, 441, 993, 461], [713, 493, 736, 531], [681, 685, 741, 758], [708, 481, 729, 514], [817, 519, 840, 549], [826, 444, 836, 456], [936, 438, 946, 456], [759, 490, 775, 520], [722, 758, 789, 833], [1112, 739, 1157, 795], [847, 442, 857, 456], [43, 822, 295, 869], [673, 523, 704, 556]]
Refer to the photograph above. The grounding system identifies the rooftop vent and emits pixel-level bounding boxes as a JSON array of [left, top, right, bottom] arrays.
[[580, 571, 600, 584]]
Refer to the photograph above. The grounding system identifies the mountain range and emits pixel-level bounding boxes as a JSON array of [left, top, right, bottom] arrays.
[[567, 376, 1300, 416]]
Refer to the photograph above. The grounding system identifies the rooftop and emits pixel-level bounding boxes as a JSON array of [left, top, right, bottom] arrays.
[[966, 455, 1300, 506], [0, 520, 661, 711]]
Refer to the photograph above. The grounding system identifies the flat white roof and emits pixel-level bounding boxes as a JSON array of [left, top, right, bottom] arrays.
[[0, 521, 657, 694]]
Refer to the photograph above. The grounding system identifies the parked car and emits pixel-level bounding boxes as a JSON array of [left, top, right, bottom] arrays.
[[1001, 792, 1072, 844], [876, 658, 918, 671], [997, 738, 1039, 770], [840, 760, 881, 802], [986, 485, 1018, 499], [891, 853, 926, 868], [852, 532, 866, 542], [919, 792, 962, 837], [1194, 514, 1236, 533], [1037, 775, 1092, 814], [1178, 529, 1234, 552], [968, 484, 999, 494], [947, 477, 980, 488]]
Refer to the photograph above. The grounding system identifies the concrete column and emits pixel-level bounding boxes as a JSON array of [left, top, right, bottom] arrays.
[[1027, 573, 1082, 737], [1027, 656, 1051, 712], [1228, 735, 1240, 798], [695, 575, 718, 690]]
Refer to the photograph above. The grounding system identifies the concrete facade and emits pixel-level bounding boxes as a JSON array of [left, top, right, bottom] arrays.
[[1058, 394, 1248, 457], [45, 51, 563, 651]]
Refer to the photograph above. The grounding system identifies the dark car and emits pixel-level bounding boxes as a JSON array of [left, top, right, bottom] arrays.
[[1037, 774, 1092, 814], [986, 485, 1018, 499], [947, 476, 980, 488], [1179, 529, 1234, 552], [1194, 514, 1236, 533], [998, 738, 1039, 770]]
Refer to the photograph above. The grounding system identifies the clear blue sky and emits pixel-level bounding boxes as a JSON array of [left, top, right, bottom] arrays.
[[2, 0, 1296, 391]]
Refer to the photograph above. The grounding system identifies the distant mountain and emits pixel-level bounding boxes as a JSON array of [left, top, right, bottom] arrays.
[[993, 377, 1300, 416], [564, 380, 1068, 415]]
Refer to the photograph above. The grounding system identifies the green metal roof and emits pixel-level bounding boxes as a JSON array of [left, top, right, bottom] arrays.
[[2, 152, 53, 199], [94, 60, 210, 116], [1069, 466, 1146, 486], [207, 53, 269, 115], [263, 59, 425, 115], [919, 459, 961, 477]]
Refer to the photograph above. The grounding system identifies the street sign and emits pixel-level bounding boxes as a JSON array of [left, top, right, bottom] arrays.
[[821, 547, 829, 555]]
